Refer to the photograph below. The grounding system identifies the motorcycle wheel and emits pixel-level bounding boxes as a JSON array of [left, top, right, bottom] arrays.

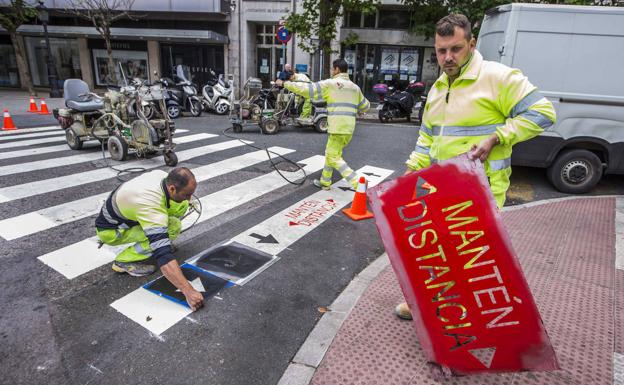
[[378, 108, 390, 123], [66, 128, 83, 150], [215, 102, 230, 115], [167, 105, 181, 119], [108, 135, 128, 161], [164, 151, 178, 167], [189, 100, 202, 117], [406, 114, 411, 122]]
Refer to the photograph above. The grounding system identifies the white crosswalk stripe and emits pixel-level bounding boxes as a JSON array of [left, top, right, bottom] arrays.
[[0, 125, 60, 136], [0, 130, 64, 141], [0, 138, 246, 203], [0, 133, 216, 176], [38, 155, 323, 279], [0, 135, 66, 149], [0, 146, 294, 241]]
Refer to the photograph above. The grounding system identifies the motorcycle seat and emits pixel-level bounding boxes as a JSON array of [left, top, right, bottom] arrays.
[[63, 79, 104, 112]]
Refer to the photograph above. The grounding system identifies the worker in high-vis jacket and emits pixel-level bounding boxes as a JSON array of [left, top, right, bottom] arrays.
[[290, 70, 312, 120], [276, 59, 370, 190], [395, 14, 556, 320], [95, 167, 204, 311]]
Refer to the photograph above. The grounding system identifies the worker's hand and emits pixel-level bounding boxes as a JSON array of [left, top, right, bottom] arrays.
[[469, 134, 499, 162], [404, 169, 414, 175], [183, 288, 204, 311], [275, 79, 284, 87]]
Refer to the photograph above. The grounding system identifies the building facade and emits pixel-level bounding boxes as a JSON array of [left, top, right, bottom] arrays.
[[0, 0, 438, 101]]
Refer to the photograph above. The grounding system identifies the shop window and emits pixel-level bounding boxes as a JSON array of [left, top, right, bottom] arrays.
[[92, 49, 148, 86], [346, 11, 362, 28], [0, 44, 20, 87], [378, 9, 410, 30], [25, 36, 81, 88]]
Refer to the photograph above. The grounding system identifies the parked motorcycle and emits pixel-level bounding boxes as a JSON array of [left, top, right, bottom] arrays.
[[374, 81, 426, 123], [164, 65, 202, 118], [202, 69, 233, 115]]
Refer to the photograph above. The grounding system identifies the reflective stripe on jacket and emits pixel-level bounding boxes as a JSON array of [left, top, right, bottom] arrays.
[[284, 73, 370, 135], [94, 170, 188, 266], [406, 50, 556, 173]]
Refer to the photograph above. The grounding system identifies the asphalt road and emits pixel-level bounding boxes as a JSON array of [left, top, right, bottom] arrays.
[[0, 114, 621, 385]]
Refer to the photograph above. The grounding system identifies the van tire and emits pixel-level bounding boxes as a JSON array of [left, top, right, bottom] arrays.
[[547, 149, 602, 194]]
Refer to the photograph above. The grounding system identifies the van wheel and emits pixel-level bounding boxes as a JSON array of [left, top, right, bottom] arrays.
[[547, 149, 602, 194]]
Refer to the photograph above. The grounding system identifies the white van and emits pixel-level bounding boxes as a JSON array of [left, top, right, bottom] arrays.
[[477, 3, 624, 193]]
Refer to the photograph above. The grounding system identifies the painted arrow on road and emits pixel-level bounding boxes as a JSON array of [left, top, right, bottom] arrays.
[[249, 233, 279, 244], [364, 172, 381, 177], [338, 187, 355, 192]]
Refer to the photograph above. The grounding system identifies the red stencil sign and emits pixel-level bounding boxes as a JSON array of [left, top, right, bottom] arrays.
[[367, 154, 558, 374]]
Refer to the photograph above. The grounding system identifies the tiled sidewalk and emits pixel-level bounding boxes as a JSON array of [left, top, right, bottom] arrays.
[[285, 197, 623, 385]]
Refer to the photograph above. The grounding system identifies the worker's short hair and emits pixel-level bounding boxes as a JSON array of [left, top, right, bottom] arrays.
[[166, 167, 195, 190], [436, 14, 472, 41], [333, 59, 349, 73]]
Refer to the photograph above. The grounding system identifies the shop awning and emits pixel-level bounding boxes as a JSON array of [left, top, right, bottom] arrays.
[[12, 25, 229, 44]]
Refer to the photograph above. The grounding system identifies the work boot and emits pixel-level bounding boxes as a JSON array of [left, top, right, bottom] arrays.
[[112, 260, 157, 277], [394, 302, 413, 320], [313, 179, 330, 190]]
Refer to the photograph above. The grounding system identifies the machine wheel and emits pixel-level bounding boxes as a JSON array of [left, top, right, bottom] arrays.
[[314, 117, 328, 133], [167, 104, 181, 119], [546, 149, 602, 194], [108, 135, 128, 161], [65, 128, 83, 150], [189, 100, 202, 117], [232, 123, 243, 133], [261, 118, 279, 135], [164, 151, 178, 166], [142, 103, 155, 120]]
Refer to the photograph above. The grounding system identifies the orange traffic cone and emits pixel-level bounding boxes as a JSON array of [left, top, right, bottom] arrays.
[[39, 98, 50, 115], [342, 176, 374, 221], [28, 96, 39, 113], [2, 109, 17, 130]]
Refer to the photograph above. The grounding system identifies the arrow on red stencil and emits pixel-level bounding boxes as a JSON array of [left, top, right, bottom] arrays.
[[289, 221, 299, 226], [326, 199, 334, 203]]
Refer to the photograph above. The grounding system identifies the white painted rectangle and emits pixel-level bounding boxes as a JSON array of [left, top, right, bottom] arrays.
[[110, 287, 192, 336], [229, 166, 393, 256], [0, 130, 63, 141], [0, 139, 248, 203], [0, 136, 66, 150]]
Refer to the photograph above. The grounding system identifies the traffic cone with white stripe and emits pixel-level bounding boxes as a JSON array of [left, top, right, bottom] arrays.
[[28, 96, 39, 113], [39, 98, 50, 115], [2, 109, 17, 130], [342, 176, 374, 221]]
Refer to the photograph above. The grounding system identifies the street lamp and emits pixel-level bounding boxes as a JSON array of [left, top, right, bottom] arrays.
[[37, 0, 62, 98]]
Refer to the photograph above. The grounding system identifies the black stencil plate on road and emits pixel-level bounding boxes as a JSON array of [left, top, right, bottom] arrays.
[[143, 264, 231, 308], [190, 241, 277, 285]]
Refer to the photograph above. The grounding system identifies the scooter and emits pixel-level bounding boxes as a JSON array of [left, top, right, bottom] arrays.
[[201, 69, 233, 115], [165, 65, 202, 118], [375, 81, 425, 123]]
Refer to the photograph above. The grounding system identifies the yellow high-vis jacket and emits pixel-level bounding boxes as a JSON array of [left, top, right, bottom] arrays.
[[406, 50, 556, 207], [284, 73, 370, 135]]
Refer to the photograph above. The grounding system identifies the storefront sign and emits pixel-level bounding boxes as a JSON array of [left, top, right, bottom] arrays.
[[400, 49, 419, 75], [367, 154, 558, 374], [380, 48, 399, 75]]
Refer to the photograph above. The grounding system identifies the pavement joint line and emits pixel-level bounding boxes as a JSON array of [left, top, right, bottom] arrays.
[[280, 195, 621, 385], [616, 197, 624, 271], [278, 253, 390, 385]]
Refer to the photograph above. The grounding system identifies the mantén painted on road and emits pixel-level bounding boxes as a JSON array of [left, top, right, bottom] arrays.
[[367, 154, 558, 374]]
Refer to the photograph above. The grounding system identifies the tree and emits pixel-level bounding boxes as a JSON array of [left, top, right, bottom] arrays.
[[65, 0, 135, 84], [0, 0, 38, 95], [285, 0, 379, 78]]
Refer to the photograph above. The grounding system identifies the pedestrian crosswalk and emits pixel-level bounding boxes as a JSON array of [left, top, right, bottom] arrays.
[[0, 125, 395, 337]]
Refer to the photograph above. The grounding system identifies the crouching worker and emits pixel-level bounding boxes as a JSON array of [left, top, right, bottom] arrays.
[[95, 167, 204, 311]]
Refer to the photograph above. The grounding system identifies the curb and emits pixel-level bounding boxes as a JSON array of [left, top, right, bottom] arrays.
[[277, 253, 390, 385], [277, 194, 624, 385]]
